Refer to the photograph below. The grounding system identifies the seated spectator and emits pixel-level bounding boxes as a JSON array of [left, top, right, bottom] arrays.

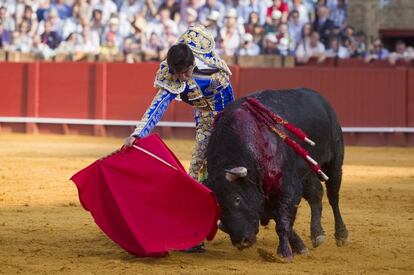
[[55, 32, 84, 60], [79, 24, 100, 54], [329, 0, 347, 33], [20, 5, 39, 37], [123, 23, 145, 62], [365, 38, 389, 62], [180, 0, 203, 24], [178, 7, 198, 34], [251, 23, 264, 48], [262, 32, 278, 54], [37, 9, 64, 37], [158, 0, 181, 23], [266, 0, 289, 23], [160, 20, 178, 48], [100, 31, 120, 56], [276, 22, 295, 56], [0, 6, 15, 31], [295, 30, 325, 64], [264, 10, 282, 35], [288, 10, 304, 45], [141, 0, 160, 21], [388, 40, 411, 65], [40, 20, 61, 49], [296, 22, 312, 49], [4, 31, 20, 52], [240, 0, 267, 26], [142, 32, 166, 61], [16, 20, 33, 53], [244, 11, 260, 34], [0, 21, 12, 48], [120, 0, 144, 23], [237, 33, 260, 56], [325, 35, 348, 59], [290, 0, 310, 24], [32, 34, 56, 60], [36, 0, 51, 22], [52, 0, 72, 20], [204, 10, 220, 39], [102, 16, 123, 50], [220, 8, 244, 56], [92, 0, 117, 24], [353, 30, 367, 57], [312, 5, 334, 47], [146, 6, 178, 40], [198, 0, 225, 27], [90, 9, 105, 40]]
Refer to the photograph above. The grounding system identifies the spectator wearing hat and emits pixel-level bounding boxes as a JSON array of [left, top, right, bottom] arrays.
[[37, 9, 64, 37], [102, 16, 123, 50], [295, 30, 325, 64], [198, 0, 225, 28], [262, 32, 278, 54], [240, 0, 267, 26], [220, 8, 244, 56], [178, 7, 198, 34], [204, 10, 220, 39], [263, 10, 282, 35], [266, 0, 289, 23], [276, 22, 295, 56], [180, 0, 203, 24], [237, 32, 260, 56]]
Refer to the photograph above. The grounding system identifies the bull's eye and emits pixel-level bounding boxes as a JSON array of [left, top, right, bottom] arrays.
[[234, 196, 241, 207]]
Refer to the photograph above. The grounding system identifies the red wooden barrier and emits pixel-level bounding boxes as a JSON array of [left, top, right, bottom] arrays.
[[0, 62, 413, 145]]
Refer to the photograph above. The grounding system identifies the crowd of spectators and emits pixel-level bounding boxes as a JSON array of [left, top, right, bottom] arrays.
[[0, 0, 413, 65]]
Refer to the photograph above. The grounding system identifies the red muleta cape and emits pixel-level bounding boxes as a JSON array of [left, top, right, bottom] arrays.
[[71, 134, 219, 257]]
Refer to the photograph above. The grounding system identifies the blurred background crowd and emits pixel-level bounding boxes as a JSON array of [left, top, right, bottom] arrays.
[[0, 0, 413, 64]]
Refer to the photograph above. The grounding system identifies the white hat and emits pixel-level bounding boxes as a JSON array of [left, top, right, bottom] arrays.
[[243, 33, 253, 42], [186, 7, 197, 18], [225, 8, 237, 18], [207, 10, 220, 21], [265, 33, 278, 43], [271, 10, 282, 20], [109, 17, 119, 25]]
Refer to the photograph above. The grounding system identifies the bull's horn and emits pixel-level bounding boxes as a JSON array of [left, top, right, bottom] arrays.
[[225, 167, 248, 182]]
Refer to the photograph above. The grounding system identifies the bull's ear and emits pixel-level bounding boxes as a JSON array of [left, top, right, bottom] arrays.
[[224, 167, 248, 182]]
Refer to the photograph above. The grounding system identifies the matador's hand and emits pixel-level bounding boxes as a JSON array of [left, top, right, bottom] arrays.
[[124, 136, 138, 147]]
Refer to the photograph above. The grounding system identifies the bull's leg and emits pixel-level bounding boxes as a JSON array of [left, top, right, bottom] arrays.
[[289, 229, 308, 256], [274, 173, 303, 260], [324, 162, 348, 246], [303, 176, 325, 248]]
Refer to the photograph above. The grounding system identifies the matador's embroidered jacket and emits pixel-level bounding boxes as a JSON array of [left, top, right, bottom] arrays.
[[131, 25, 234, 138]]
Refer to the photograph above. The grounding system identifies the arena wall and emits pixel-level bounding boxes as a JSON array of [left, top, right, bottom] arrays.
[[0, 62, 413, 145]]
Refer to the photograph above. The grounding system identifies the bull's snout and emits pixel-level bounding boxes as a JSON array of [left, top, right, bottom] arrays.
[[232, 235, 257, 250]]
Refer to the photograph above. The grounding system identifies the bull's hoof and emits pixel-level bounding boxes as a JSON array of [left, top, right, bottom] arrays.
[[335, 237, 348, 247], [335, 228, 348, 247], [298, 248, 309, 257], [311, 235, 325, 248]]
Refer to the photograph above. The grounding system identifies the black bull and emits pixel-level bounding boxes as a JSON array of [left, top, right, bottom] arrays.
[[205, 89, 348, 260]]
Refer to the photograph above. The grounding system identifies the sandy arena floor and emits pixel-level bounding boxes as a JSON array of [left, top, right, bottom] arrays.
[[0, 134, 413, 274]]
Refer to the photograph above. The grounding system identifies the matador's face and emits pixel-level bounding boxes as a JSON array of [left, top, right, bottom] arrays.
[[176, 63, 195, 82]]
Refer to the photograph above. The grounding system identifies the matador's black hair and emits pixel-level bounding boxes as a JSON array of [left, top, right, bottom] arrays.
[[166, 44, 195, 74]]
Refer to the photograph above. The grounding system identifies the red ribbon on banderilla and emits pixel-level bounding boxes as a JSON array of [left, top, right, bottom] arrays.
[[244, 97, 329, 181]]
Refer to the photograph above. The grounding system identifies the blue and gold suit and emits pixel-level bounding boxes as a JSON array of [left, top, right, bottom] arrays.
[[131, 25, 234, 179]]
